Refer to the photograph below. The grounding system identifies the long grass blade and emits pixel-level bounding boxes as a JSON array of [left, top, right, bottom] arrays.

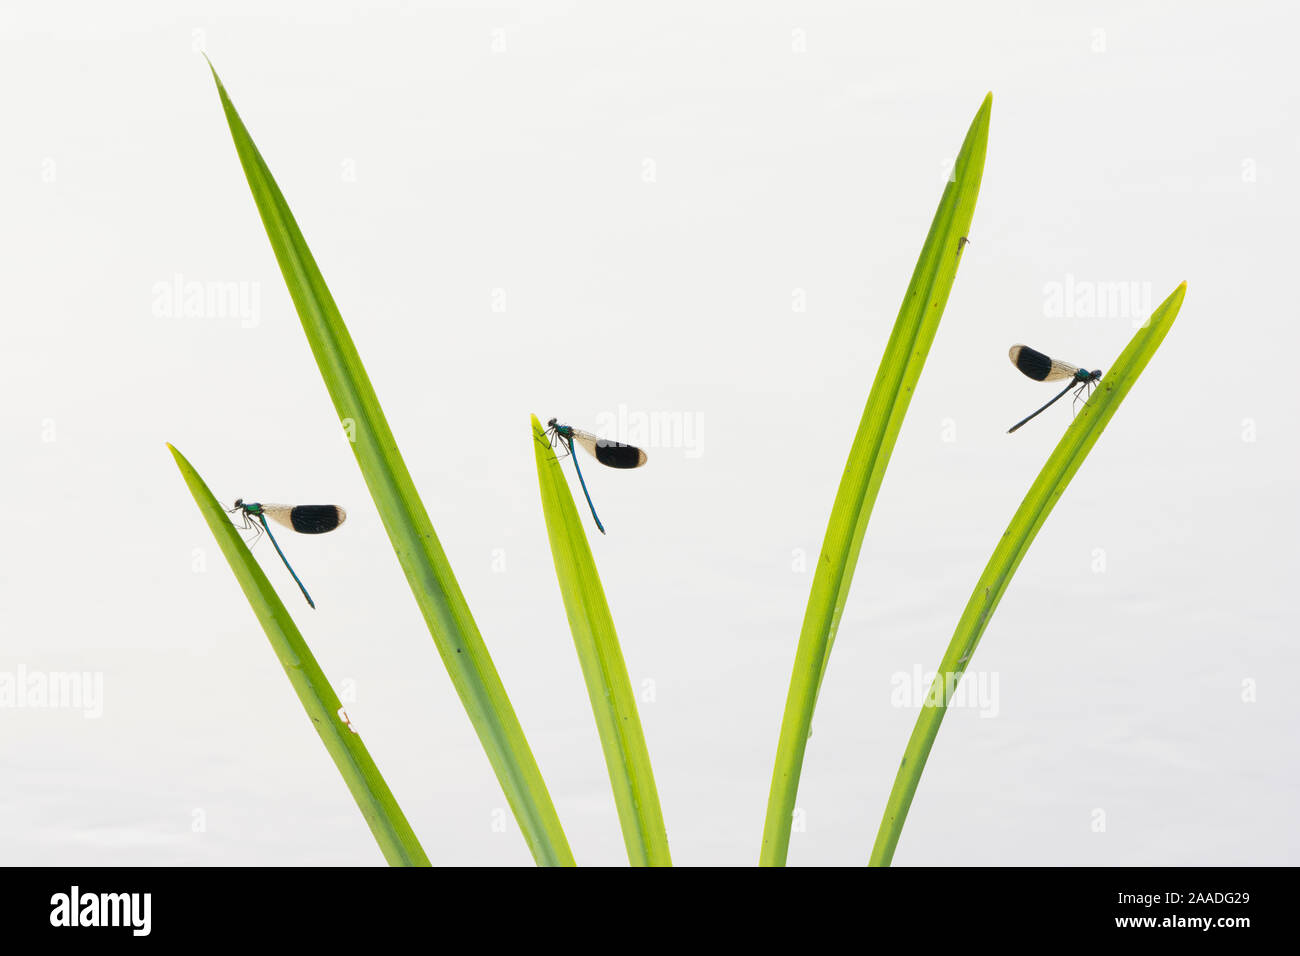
[[869, 282, 1187, 865], [206, 62, 573, 866], [761, 94, 992, 865], [167, 443, 430, 866], [531, 416, 671, 865]]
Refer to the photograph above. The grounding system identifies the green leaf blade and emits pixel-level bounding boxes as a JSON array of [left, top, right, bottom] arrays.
[[869, 282, 1187, 865], [167, 443, 430, 866], [761, 94, 992, 866], [207, 63, 573, 866], [531, 416, 671, 866]]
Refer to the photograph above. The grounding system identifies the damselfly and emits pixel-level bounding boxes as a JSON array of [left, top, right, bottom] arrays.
[[543, 419, 647, 534], [228, 499, 347, 609], [1006, 345, 1102, 434]]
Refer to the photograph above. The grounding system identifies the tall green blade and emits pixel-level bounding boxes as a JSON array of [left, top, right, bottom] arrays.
[[167, 444, 429, 866], [870, 282, 1187, 866], [206, 62, 573, 866], [761, 95, 992, 866], [530, 416, 671, 866]]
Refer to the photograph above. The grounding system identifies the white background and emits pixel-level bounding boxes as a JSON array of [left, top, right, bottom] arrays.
[[1, 2, 1295, 866]]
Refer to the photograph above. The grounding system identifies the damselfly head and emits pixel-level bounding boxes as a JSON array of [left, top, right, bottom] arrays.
[[546, 417, 557, 428]]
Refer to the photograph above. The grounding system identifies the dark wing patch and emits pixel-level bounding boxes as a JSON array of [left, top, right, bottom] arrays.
[[289, 505, 346, 534], [1009, 344, 1054, 381], [594, 440, 647, 468]]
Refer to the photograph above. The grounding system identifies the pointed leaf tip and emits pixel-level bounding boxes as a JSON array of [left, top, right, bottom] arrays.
[[201, 53, 221, 86]]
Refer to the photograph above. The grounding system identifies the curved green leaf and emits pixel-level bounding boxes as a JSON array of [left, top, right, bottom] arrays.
[[531, 416, 671, 865], [869, 282, 1187, 865], [761, 94, 992, 865], [206, 61, 573, 866], [168, 443, 429, 866]]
